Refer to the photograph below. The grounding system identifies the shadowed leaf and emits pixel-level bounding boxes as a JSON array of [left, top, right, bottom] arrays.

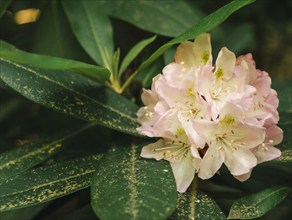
[[0, 155, 102, 211], [91, 142, 177, 219], [228, 186, 291, 219], [0, 58, 139, 135], [0, 124, 94, 183], [170, 181, 226, 220]]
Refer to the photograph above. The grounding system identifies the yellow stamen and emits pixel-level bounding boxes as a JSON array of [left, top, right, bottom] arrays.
[[175, 128, 185, 136], [215, 67, 224, 80], [202, 51, 209, 64], [220, 115, 235, 126]]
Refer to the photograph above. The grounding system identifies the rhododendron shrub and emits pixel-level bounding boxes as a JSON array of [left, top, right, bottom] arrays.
[[137, 33, 282, 192], [1, 0, 290, 219]]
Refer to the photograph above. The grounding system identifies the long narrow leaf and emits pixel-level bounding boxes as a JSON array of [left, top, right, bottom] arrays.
[[0, 58, 139, 135], [0, 154, 102, 211], [227, 186, 291, 219], [0, 49, 110, 84], [0, 123, 94, 183], [91, 142, 177, 220], [105, 0, 204, 37], [119, 35, 156, 76], [62, 1, 114, 68], [121, 0, 255, 91]]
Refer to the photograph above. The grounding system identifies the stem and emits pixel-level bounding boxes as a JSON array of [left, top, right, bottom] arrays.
[[120, 69, 138, 93]]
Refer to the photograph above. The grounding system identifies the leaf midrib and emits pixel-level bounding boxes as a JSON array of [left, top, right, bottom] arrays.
[[0, 168, 95, 199], [0, 58, 137, 123], [138, 1, 190, 30], [81, 1, 107, 66]]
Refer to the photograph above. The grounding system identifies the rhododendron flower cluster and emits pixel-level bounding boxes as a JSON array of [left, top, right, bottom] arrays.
[[137, 33, 283, 193]]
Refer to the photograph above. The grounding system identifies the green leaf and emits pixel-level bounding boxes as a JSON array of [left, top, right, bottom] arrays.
[[0, 58, 139, 135], [0, 42, 110, 84], [91, 142, 177, 219], [31, 0, 91, 61], [273, 79, 292, 112], [121, 0, 255, 91], [275, 150, 292, 162], [119, 35, 156, 76], [170, 182, 226, 220], [62, 1, 114, 68], [227, 186, 291, 219], [106, 0, 204, 37], [279, 111, 292, 125], [0, 0, 12, 18], [0, 154, 102, 211], [136, 57, 164, 88], [0, 124, 93, 183]]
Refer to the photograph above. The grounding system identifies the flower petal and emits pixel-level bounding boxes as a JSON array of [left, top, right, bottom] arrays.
[[215, 47, 236, 80], [140, 139, 165, 160], [193, 33, 212, 66], [170, 151, 198, 193], [233, 169, 252, 182], [175, 41, 196, 68], [224, 146, 257, 176], [198, 144, 225, 179], [253, 145, 281, 164]]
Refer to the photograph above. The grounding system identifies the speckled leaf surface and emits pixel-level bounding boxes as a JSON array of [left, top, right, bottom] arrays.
[[0, 41, 110, 84], [275, 149, 292, 162], [170, 182, 226, 220], [0, 58, 139, 135], [0, 154, 102, 211], [0, 124, 93, 183], [91, 143, 177, 220], [228, 186, 291, 219]]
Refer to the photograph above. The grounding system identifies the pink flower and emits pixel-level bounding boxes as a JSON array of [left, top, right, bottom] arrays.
[[137, 33, 282, 192], [193, 102, 265, 179]]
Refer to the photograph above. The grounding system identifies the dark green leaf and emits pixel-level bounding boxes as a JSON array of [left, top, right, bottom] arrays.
[[0, 58, 139, 135], [275, 150, 292, 162], [106, 0, 204, 37], [136, 57, 164, 88], [170, 182, 226, 220], [0, 43, 110, 84], [0, 0, 12, 18], [119, 35, 156, 76], [163, 46, 176, 65], [62, 1, 114, 67], [273, 79, 292, 112], [279, 111, 292, 125], [122, 0, 255, 91], [32, 0, 91, 61], [228, 186, 291, 219], [0, 203, 48, 220], [91, 142, 177, 219], [0, 154, 102, 211], [0, 124, 93, 183]]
